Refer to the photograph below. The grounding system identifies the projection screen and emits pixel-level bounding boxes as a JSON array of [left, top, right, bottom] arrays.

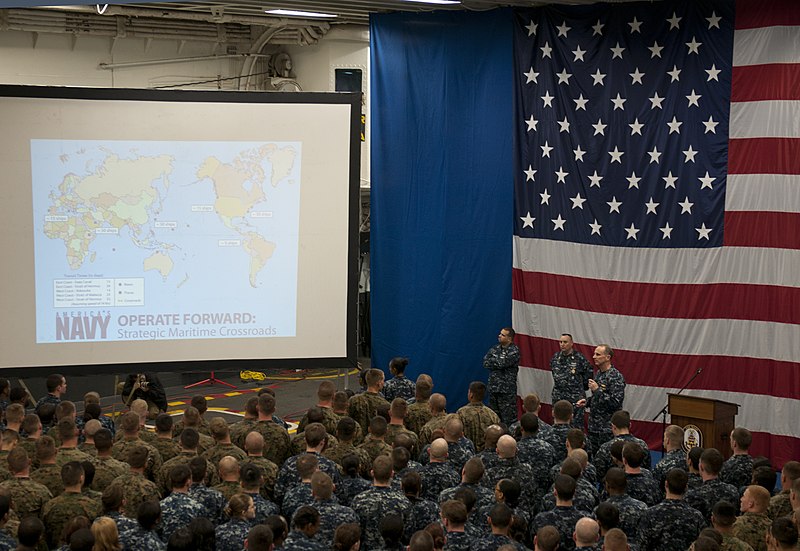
[[0, 85, 360, 374]]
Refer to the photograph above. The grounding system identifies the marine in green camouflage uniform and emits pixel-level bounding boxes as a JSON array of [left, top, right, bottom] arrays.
[[457, 386, 500, 452]]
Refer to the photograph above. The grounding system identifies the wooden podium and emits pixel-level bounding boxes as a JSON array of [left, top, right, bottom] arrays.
[[668, 394, 739, 458]]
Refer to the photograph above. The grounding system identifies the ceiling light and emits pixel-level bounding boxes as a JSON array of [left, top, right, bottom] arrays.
[[265, 9, 337, 18], [403, 0, 462, 4]]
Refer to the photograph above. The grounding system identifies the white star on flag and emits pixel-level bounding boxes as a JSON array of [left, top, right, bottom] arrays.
[[591, 69, 606, 86], [571, 193, 587, 209], [699, 172, 715, 189], [625, 223, 640, 240], [539, 189, 550, 205], [696, 223, 712, 240], [520, 212, 535, 228]]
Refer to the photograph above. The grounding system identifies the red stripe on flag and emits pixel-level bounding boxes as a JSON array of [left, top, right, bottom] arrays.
[[723, 211, 800, 249], [728, 138, 800, 174], [734, 0, 800, 30], [512, 269, 800, 324], [515, 335, 800, 400], [731, 64, 800, 102]]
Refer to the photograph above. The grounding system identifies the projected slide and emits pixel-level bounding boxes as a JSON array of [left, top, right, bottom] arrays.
[[32, 140, 301, 343], [0, 87, 357, 370]]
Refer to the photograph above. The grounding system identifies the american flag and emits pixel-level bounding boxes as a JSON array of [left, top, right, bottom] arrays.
[[513, 0, 800, 466]]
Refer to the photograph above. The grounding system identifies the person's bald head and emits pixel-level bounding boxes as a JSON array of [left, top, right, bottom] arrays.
[[218, 456, 240, 479], [244, 431, 264, 454], [574, 518, 600, 547], [430, 438, 448, 461], [444, 416, 463, 441], [429, 393, 446, 414], [569, 448, 589, 470], [496, 435, 517, 459], [83, 419, 102, 439], [485, 425, 504, 449]]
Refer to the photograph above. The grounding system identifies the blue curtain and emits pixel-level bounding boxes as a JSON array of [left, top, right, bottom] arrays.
[[370, 9, 514, 407]]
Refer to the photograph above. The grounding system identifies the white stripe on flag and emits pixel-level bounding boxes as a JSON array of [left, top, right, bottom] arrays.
[[726, 174, 800, 212], [512, 237, 800, 287], [730, 100, 800, 138], [511, 300, 800, 362], [733, 26, 800, 66]]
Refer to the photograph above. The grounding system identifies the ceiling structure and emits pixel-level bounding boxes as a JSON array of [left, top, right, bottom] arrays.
[[26, 0, 620, 28]]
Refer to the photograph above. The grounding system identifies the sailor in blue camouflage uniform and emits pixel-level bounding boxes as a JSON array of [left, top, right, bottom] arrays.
[[510, 393, 554, 442], [36, 374, 66, 412], [187, 456, 227, 526], [593, 411, 651, 481], [438, 457, 495, 513], [310, 472, 359, 548], [417, 439, 461, 502], [685, 448, 740, 523], [401, 471, 441, 542], [540, 457, 598, 515], [636, 468, 707, 551], [339, 454, 373, 507], [719, 428, 754, 490], [516, 413, 557, 495], [600, 468, 648, 540], [215, 493, 256, 551], [240, 463, 280, 524], [470, 503, 527, 551], [382, 358, 416, 403], [621, 442, 660, 507], [550, 334, 592, 429], [541, 400, 583, 463], [441, 500, 473, 551], [158, 464, 207, 542], [482, 435, 541, 514], [576, 345, 625, 455], [652, 426, 688, 496], [282, 506, 327, 550], [482, 327, 521, 427], [350, 455, 412, 551], [442, 417, 475, 473], [532, 475, 588, 551], [275, 423, 343, 504], [118, 500, 167, 551]]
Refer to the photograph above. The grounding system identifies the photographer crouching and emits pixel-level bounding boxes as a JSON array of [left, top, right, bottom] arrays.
[[121, 372, 167, 419]]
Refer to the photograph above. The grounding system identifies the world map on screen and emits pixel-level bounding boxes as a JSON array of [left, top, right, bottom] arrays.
[[31, 140, 301, 344]]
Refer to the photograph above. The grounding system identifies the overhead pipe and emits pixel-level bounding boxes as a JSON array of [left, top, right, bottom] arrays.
[[98, 53, 271, 70]]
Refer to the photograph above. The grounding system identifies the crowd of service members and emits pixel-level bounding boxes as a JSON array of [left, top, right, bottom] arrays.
[[0, 370, 795, 551]]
